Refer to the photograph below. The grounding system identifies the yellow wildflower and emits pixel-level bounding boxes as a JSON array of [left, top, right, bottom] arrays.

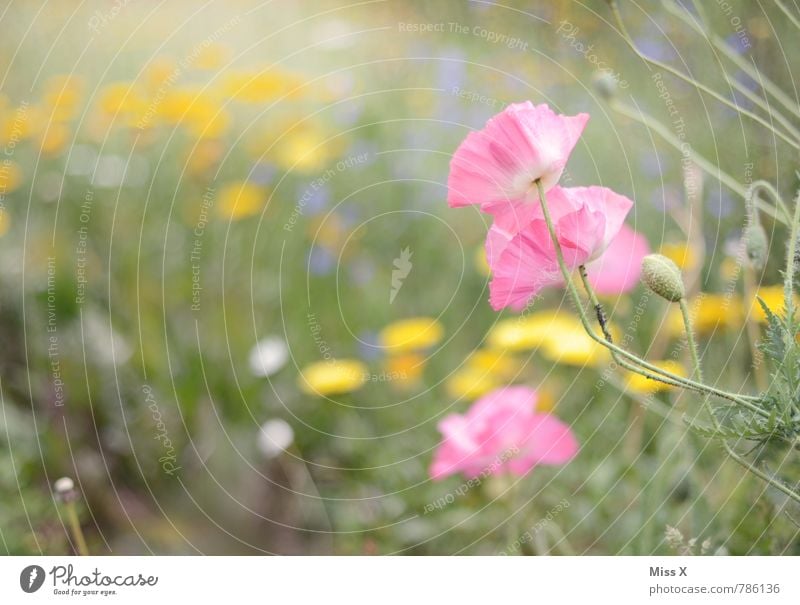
[[659, 241, 698, 271], [379, 317, 444, 355], [446, 367, 501, 400], [665, 294, 744, 336], [42, 75, 84, 122], [750, 285, 800, 323], [144, 56, 177, 90], [98, 82, 148, 126], [464, 349, 521, 380], [185, 141, 223, 177], [192, 43, 229, 70], [299, 359, 367, 396], [39, 123, 70, 156], [474, 245, 490, 277], [538, 314, 615, 367], [216, 181, 266, 220], [0, 160, 22, 194], [487, 311, 576, 352], [625, 360, 685, 394], [223, 69, 304, 103], [385, 353, 426, 388], [0, 208, 9, 237]]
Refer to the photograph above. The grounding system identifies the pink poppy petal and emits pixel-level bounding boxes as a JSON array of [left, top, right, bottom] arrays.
[[586, 224, 650, 295]]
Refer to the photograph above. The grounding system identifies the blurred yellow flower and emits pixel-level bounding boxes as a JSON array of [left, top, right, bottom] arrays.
[[750, 285, 800, 323], [464, 349, 521, 380], [379, 317, 444, 354], [299, 359, 367, 396], [223, 69, 304, 103], [184, 104, 230, 140], [42, 75, 84, 122], [474, 245, 490, 277], [659, 241, 698, 271], [216, 181, 266, 220], [665, 294, 744, 336], [385, 353, 426, 388], [185, 141, 223, 177], [720, 256, 741, 283], [0, 160, 22, 194], [157, 88, 229, 138], [625, 360, 685, 394], [539, 314, 614, 367], [274, 125, 340, 172], [192, 43, 229, 70], [144, 56, 177, 90], [446, 367, 501, 400], [536, 388, 557, 413], [487, 311, 576, 352], [0, 208, 9, 237], [1, 107, 33, 145], [98, 82, 148, 126], [39, 123, 70, 156], [307, 214, 347, 253]]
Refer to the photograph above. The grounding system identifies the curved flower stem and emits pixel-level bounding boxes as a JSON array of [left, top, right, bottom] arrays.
[[533, 180, 763, 408], [608, 0, 800, 151], [748, 180, 792, 225], [678, 298, 800, 504], [608, 99, 786, 226], [664, 0, 800, 121], [577, 265, 697, 390], [661, 0, 800, 138]]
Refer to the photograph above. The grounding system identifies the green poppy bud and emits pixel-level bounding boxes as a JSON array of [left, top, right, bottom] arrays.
[[641, 254, 685, 302], [592, 71, 617, 100]]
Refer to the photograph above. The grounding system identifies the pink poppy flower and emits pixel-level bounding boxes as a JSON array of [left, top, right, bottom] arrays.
[[430, 386, 578, 480], [584, 224, 651, 296], [486, 186, 634, 311], [447, 102, 589, 213]]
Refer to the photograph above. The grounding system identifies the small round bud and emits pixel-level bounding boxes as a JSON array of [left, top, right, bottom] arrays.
[[641, 254, 685, 302], [54, 476, 77, 502], [743, 222, 768, 270], [592, 71, 617, 100]]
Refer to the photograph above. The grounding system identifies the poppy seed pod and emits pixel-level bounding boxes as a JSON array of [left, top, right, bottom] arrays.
[[641, 254, 685, 302]]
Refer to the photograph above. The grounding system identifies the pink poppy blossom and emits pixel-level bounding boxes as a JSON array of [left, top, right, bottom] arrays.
[[447, 102, 589, 213], [430, 386, 578, 480], [486, 186, 634, 311], [584, 224, 651, 295]]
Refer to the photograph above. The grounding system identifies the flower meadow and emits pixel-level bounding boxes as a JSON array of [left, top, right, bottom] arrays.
[[1, 0, 800, 556]]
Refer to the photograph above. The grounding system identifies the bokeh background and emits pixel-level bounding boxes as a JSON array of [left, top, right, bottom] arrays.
[[1, 0, 799, 554]]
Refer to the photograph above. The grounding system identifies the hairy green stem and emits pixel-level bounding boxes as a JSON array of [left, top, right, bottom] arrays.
[[678, 297, 800, 503], [533, 180, 763, 408], [679, 299, 704, 382]]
